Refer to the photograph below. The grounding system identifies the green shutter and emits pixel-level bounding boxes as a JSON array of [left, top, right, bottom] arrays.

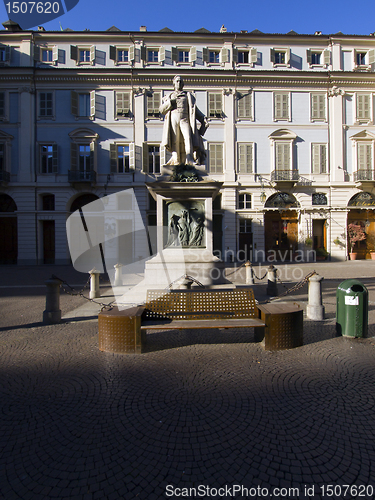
[[70, 142, 77, 170], [4, 45, 10, 62], [71, 91, 78, 116], [140, 46, 146, 61], [232, 48, 238, 63], [270, 48, 275, 63], [52, 144, 58, 173], [190, 46, 197, 62], [171, 47, 178, 62], [110, 143, 117, 172], [70, 45, 77, 61], [90, 90, 95, 117], [306, 49, 312, 64], [109, 45, 116, 61], [203, 47, 209, 62]]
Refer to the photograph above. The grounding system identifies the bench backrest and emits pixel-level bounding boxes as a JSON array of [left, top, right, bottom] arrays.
[[144, 288, 257, 320]]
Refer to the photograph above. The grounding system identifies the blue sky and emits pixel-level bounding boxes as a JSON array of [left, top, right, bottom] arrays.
[[1, 0, 375, 35]]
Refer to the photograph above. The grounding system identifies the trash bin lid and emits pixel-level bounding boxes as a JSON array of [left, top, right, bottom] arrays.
[[337, 279, 368, 294]]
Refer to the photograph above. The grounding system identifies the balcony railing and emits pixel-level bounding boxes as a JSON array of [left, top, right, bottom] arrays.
[[0, 170, 10, 183], [68, 170, 96, 183], [354, 170, 375, 182], [271, 170, 299, 182]]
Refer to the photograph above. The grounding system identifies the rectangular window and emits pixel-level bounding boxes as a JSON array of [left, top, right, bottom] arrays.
[[42, 48, 53, 62], [0, 45, 10, 64], [208, 93, 223, 118], [42, 194, 55, 211], [39, 92, 53, 118], [239, 219, 252, 233], [311, 52, 321, 65], [237, 92, 252, 119], [40, 145, 58, 174], [79, 94, 90, 117], [209, 143, 223, 173], [238, 143, 253, 173], [358, 143, 373, 170], [115, 91, 131, 118], [178, 50, 189, 63], [147, 92, 161, 118], [311, 94, 326, 121], [79, 49, 90, 62], [239, 194, 251, 209], [79, 145, 91, 175], [148, 50, 159, 63], [0, 48, 6, 62], [0, 92, 5, 118], [275, 142, 291, 170], [357, 94, 371, 122], [357, 52, 367, 66], [312, 144, 327, 174], [209, 50, 220, 63], [271, 48, 290, 67], [117, 145, 130, 173], [238, 51, 249, 64], [147, 146, 160, 174], [275, 51, 285, 64], [117, 49, 129, 62], [274, 93, 290, 120]]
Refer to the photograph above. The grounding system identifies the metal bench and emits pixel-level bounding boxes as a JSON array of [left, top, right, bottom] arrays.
[[98, 288, 265, 354]]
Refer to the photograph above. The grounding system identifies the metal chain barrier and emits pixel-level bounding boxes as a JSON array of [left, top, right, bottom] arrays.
[[52, 274, 116, 311], [225, 262, 246, 277], [252, 268, 268, 281], [258, 270, 316, 303], [166, 274, 205, 289]]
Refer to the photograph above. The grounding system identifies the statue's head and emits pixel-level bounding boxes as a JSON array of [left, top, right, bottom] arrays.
[[173, 75, 184, 90]]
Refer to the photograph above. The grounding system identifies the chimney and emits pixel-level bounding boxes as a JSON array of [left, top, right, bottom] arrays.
[[140, 26, 147, 32]]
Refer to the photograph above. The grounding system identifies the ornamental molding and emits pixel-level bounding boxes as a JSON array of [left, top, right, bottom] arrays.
[[328, 86, 345, 97]]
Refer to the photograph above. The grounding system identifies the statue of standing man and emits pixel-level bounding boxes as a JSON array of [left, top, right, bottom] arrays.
[[160, 75, 209, 166]]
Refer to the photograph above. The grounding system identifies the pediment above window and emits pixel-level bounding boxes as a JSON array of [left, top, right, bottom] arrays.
[[68, 128, 99, 142], [350, 130, 375, 141], [268, 129, 297, 140]]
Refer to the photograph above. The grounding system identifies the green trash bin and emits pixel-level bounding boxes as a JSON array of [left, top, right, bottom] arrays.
[[336, 279, 368, 338]]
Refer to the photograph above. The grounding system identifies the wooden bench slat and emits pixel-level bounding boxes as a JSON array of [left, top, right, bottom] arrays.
[[141, 318, 265, 330]]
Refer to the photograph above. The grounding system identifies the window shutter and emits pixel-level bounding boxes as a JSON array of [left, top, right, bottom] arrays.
[[142, 143, 148, 172], [153, 92, 160, 113], [52, 46, 58, 62], [282, 94, 289, 119], [140, 46, 146, 61], [70, 142, 77, 170], [110, 143, 117, 172], [34, 45, 40, 62], [232, 48, 238, 63], [323, 49, 331, 65], [320, 144, 327, 173], [159, 46, 165, 62], [312, 144, 320, 173], [52, 144, 58, 173], [90, 46, 96, 64], [190, 46, 197, 62], [203, 47, 209, 63], [357, 95, 371, 120], [369, 49, 375, 65], [109, 45, 116, 61], [311, 94, 318, 119], [90, 141, 95, 171], [129, 143, 135, 170], [70, 45, 77, 61], [276, 142, 289, 170], [90, 90, 95, 118], [171, 47, 178, 62], [220, 47, 229, 63], [286, 48, 291, 65], [250, 47, 257, 63], [238, 93, 251, 119], [129, 45, 135, 61], [238, 144, 253, 173], [359, 143, 373, 170], [71, 91, 78, 116], [364, 95, 371, 120], [306, 49, 311, 64], [319, 95, 325, 119], [270, 48, 275, 63]]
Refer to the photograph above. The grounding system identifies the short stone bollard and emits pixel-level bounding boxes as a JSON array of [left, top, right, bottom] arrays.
[[306, 274, 325, 320], [43, 277, 62, 324], [245, 261, 254, 285], [89, 269, 101, 299], [266, 265, 278, 296], [114, 263, 123, 287]]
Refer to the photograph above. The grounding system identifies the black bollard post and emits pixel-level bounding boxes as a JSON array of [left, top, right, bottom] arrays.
[[43, 278, 62, 324]]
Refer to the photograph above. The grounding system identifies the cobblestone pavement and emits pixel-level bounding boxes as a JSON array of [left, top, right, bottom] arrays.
[[1, 262, 375, 500]]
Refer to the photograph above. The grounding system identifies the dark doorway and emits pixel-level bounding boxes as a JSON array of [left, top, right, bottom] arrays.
[[43, 220, 55, 264], [0, 217, 17, 264]]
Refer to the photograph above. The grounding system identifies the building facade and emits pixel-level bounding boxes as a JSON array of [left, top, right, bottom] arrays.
[[1, 22, 375, 265]]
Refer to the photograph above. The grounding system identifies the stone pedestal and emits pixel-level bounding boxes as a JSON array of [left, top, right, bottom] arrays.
[[306, 274, 325, 320]]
